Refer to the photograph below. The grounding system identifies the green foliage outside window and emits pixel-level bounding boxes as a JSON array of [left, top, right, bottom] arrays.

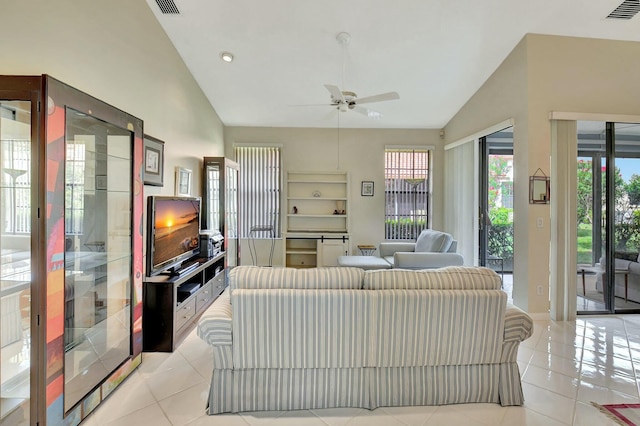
[[488, 208, 513, 260], [488, 156, 511, 208], [577, 159, 640, 261], [384, 218, 427, 240]]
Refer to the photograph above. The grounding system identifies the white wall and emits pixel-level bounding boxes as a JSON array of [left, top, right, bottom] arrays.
[[225, 126, 443, 265]]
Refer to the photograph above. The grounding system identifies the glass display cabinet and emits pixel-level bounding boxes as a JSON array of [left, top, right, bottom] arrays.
[[0, 75, 144, 425], [202, 157, 239, 268]]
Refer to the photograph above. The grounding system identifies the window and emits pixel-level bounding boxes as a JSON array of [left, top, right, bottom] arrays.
[[385, 148, 430, 239], [1, 139, 30, 234], [65, 142, 86, 235], [235, 146, 281, 238], [501, 181, 514, 209]]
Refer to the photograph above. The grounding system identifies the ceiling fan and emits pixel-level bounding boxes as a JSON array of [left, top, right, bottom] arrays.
[[322, 84, 399, 119], [292, 32, 400, 119]]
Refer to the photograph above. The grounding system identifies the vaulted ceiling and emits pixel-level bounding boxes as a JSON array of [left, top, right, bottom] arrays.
[[146, 0, 640, 129]]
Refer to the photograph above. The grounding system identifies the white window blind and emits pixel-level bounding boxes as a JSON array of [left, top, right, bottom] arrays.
[[1, 139, 30, 234], [235, 146, 281, 238], [65, 142, 86, 235], [384, 148, 430, 239]]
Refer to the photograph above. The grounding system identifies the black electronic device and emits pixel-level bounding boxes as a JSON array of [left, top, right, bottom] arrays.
[[199, 230, 224, 257], [177, 282, 200, 302]]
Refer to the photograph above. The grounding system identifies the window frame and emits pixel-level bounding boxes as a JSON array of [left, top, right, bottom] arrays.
[[234, 144, 282, 239], [384, 147, 431, 240]]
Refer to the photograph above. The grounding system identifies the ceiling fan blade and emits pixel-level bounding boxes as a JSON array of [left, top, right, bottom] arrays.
[[324, 84, 346, 103], [353, 105, 383, 120], [323, 108, 339, 120], [355, 91, 400, 105], [288, 103, 334, 107]]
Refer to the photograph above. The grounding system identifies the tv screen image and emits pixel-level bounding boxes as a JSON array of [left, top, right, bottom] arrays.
[[147, 196, 201, 276]]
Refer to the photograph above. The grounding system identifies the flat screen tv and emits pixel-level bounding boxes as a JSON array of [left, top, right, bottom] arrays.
[[146, 196, 201, 276]]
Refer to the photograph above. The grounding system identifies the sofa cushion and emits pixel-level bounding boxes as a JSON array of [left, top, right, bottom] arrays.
[[370, 289, 506, 367], [414, 230, 453, 253], [229, 266, 364, 290], [232, 289, 372, 368], [363, 266, 501, 290]]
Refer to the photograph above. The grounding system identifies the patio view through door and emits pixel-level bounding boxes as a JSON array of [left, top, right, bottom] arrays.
[[577, 121, 640, 314], [479, 128, 514, 296]]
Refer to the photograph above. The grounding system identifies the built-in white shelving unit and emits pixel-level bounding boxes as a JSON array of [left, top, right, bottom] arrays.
[[284, 171, 350, 267]]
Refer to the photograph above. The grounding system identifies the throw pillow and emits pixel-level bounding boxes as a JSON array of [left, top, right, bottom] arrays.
[[414, 229, 453, 253]]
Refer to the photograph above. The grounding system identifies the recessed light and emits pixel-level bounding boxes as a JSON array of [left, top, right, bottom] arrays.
[[220, 52, 234, 63]]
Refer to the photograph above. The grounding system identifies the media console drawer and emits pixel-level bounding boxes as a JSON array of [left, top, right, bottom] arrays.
[[195, 282, 212, 312], [211, 273, 225, 293], [176, 298, 196, 330]]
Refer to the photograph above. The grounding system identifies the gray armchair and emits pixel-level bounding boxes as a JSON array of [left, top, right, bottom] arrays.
[[379, 229, 464, 270]]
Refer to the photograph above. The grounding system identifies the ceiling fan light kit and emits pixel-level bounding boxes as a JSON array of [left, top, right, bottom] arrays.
[[336, 31, 351, 45]]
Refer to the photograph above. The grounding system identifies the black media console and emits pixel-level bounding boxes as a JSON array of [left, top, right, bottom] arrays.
[[142, 252, 226, 352]]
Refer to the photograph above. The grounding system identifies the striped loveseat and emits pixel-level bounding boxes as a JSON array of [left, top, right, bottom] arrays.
[[197, 265, 533, 414]]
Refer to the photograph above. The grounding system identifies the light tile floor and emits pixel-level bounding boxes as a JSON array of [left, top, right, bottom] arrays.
[[81, 312, 640, 426]]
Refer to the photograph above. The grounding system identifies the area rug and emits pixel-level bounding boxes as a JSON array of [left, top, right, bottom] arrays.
[[593, 402, 640, 425]]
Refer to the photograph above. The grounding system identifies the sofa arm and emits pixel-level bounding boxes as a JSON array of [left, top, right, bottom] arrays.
[[197, 289, 232, 346], [379, 242, 416, 257], [503, 303, 534, 343], [628, 261, 640, 275], [393, 252, 464, 269]]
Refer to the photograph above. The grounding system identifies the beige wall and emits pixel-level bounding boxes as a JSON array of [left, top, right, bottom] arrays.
[[0, 0, 225, 200], [1, 0, 225, 271], [225, 126, 443, 265], [445, 34, 640, 314]]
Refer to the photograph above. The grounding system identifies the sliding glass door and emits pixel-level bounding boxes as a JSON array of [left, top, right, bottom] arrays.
[[577, 121, 640, 314], [479, 128, 514, 294]]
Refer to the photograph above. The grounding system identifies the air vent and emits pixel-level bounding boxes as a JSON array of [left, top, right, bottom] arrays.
[[155, 0, 180, 14], [607, 0, 640, 19]]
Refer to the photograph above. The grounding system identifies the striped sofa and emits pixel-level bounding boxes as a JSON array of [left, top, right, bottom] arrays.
[[197, 265, 533, 414]]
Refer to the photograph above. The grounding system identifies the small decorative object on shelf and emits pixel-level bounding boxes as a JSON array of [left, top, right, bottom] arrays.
[[293, 206, 298, 214], [312, 190, 321, 198]]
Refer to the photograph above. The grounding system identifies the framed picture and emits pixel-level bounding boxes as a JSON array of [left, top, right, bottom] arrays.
[[143, 135, 164, 186], [175, 167, 192, 196], [361, 181, 374, 196]]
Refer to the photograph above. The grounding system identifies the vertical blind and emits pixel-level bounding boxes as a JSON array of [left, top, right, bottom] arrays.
[[65, 142, 86, 235], [1, 139, 31, 233], [384, 149, 430, 239], [235, 146, 281, 238]]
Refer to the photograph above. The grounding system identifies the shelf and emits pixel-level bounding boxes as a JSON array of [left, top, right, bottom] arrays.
[[288, 229, 348, 233], [287, 180, 347, 184], [288, 214, 347, 218], [285, 249, 317, 255], [287, 197, 347, 201]]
